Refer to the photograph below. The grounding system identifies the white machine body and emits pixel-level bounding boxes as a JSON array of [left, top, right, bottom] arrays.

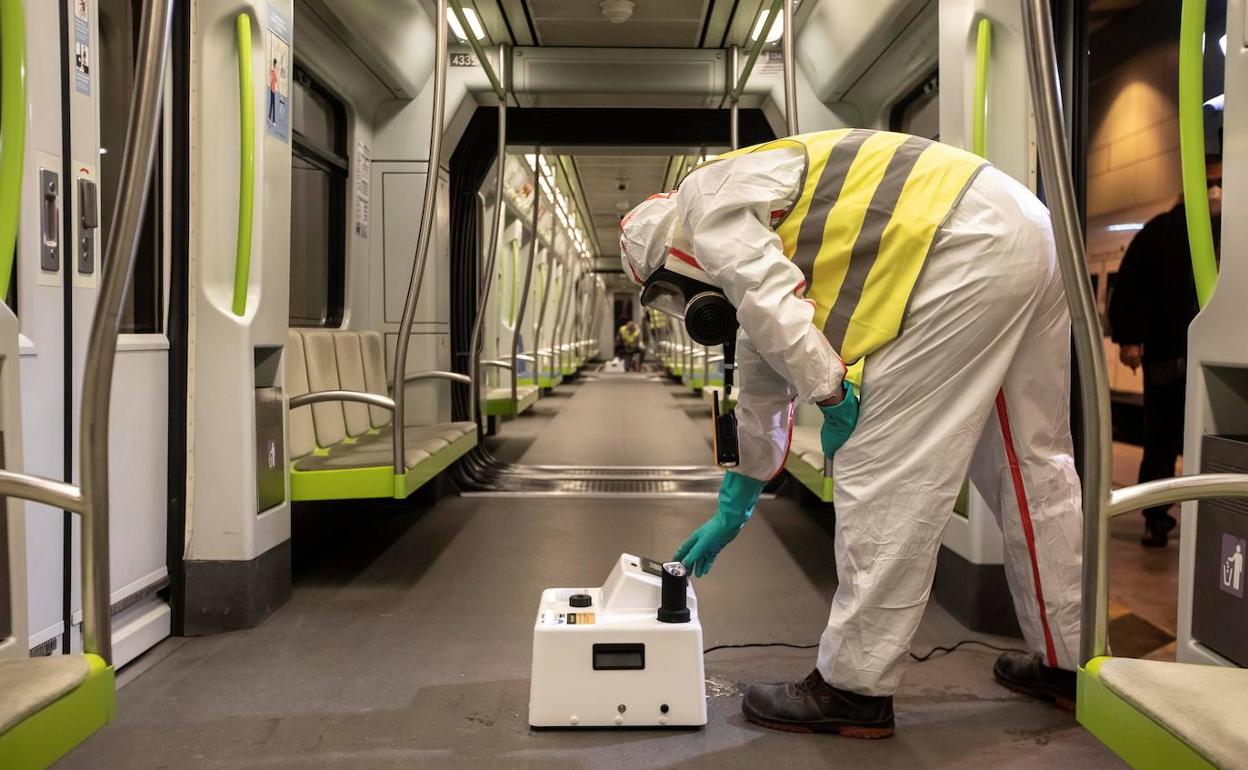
[[529, 554, 707, 727]]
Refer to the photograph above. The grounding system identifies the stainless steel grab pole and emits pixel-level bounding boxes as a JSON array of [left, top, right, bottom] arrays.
[[467, 44, 510, 430], [393, 0, 450, 476], [782, 0, 798, 136], [78, 0, 173, 664], [1020, 0, 1115, 666], [729, 45, 740, 150], [512, 145, 542, 404], [532, 157, 556, 387]]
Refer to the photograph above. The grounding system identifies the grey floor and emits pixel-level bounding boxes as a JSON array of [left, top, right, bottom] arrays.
[[61, 372, 1122, 769]]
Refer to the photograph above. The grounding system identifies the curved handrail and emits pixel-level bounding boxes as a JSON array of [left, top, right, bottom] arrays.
[[289, 391, 396, 411], [973, 18, 991, 158], [402, 371, 472, 386], [731, 0, 783, 104], [78, 0, 173, 664], [1179, 0, 1218, 307], [482, 359, 513, 371], [392, 0, 450, 475], [231, 13, 255, 317], [0, 470, 83, 514], [0, 0, 27, 301], [1020, 0, 1116, 668], [1108, 474, 1248, 519]]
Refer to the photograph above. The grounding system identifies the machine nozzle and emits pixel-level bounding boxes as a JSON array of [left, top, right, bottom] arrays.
[[657, 561, 691, 623]]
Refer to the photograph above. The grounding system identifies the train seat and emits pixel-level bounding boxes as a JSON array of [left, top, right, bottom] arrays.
[[0, 654, 114, 768], [285, 330, 477, 501], [485, 385, 540, 417], [1079, 657, 1248, 770]]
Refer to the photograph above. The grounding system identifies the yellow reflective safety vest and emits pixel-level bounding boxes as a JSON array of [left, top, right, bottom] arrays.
[[715, 130, 986, 367], [619, 324, 641, 346]]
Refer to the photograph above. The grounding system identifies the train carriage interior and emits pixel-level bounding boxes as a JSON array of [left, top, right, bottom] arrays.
[[1, 0, 1248, 767]]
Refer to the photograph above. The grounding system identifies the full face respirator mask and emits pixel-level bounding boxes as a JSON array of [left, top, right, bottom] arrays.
[[641, 256, 741, 468]]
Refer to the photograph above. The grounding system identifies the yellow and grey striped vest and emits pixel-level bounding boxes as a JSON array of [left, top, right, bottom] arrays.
[[714, 130, 986, 366]]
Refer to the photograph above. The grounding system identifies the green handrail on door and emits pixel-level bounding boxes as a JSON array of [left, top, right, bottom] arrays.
[[973, 18, 991, 158], [0, 0, 28, 302], [232, 13, 256, 316], [1178, 0, 1218, 308]]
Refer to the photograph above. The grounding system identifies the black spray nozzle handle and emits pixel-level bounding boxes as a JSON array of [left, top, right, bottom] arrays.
[[657, 561, 692, 624]]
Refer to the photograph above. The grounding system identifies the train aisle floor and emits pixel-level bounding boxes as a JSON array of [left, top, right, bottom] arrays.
[[60, 374, 1121, 769], [486, 371, 714, 466]]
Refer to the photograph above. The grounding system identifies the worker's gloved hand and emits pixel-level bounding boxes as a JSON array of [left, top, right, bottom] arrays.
[[674, 472, 766, 578], [819, 381, 860, 458]]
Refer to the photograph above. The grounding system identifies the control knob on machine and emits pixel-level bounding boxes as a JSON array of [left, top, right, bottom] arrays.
[[569, 594, 592, 608]]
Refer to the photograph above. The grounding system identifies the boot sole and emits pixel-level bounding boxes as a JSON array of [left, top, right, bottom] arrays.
[[994, 672, 1076, 712], [741, 701, 895, 739]]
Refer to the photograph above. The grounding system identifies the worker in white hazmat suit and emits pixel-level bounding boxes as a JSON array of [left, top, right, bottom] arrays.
[[620, 130, 1083, 738]]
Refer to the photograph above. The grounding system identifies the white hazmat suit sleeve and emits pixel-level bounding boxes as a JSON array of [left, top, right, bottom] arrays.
[[676, 149, 847, 481]]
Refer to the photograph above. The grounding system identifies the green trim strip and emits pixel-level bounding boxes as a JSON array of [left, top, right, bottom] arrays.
[[1178, 0, 1218, 307], [0, 0, 27, 301], [1078, 659, 1215, 770], [973, 18, 991, 158], [0, 655, 115, 770], [231, 13, 256, 316], [785, 454, 835, 503], [290, 430, 478, 501]]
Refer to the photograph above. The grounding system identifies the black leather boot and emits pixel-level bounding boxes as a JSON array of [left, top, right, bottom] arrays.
[[993, 651, 1076, 710], [1141, 512, 1177, 548], [742, 669, 895, 738]]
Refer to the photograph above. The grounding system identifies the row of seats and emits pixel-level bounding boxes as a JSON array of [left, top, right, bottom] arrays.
[[285, 329, 477, 500]]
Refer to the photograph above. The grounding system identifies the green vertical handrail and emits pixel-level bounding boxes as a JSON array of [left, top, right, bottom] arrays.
[[1179, 0, 1218, 307], [508, 239, 519, 325], [973, 18, 991, 157], [0, 0, 28, 302], [232, 13, 255, 316]]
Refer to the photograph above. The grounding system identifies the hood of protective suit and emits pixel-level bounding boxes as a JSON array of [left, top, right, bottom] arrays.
[[619, 193, 679, 285]]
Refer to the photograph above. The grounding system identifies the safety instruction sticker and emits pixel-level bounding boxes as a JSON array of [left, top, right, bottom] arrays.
[[540, 611, 596, 625], [354, 141, 371, 238], [74, 0, 91, 95], [265, 8, 292, 141]]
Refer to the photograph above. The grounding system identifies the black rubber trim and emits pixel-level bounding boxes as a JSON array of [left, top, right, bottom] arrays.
[[165, 0, 192, 637], [57, 0, 74, 657]]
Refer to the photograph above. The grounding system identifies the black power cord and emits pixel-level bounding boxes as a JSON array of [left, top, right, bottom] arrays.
[[704, 639, 1028, 663]]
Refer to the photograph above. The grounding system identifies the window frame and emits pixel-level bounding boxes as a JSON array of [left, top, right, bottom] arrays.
[[288, 64, 348, 329]]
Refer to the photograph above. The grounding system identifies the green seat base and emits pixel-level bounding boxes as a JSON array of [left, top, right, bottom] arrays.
[[486, 387, 540, 417], [785, 454, 835, 503], [0, 655, 114, 770], [1078, 658, 1216, 770], [290, 430, 478, 501]]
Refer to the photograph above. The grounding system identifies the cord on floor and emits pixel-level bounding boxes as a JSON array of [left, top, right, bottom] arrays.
[[704, 639, 1028, 663]]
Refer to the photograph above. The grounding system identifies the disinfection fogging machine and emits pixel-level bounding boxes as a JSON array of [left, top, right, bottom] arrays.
[[528, 554, 707, 727]]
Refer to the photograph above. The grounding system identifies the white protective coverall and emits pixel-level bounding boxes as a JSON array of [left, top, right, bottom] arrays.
[[620, 147, 1082, 696]]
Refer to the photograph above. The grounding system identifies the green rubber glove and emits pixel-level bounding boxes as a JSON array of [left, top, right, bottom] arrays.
[[819, 381, 860, 458], [673, 471, 766, 578]]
